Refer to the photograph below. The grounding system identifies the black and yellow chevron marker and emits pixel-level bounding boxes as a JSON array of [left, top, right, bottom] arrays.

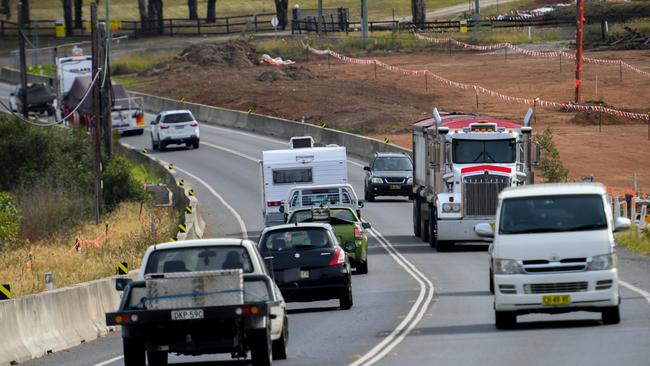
[[0, 284, 11, 300], [142, 148, 148, 154], [384, 137, 390, 144], [185, 206, 193, 214], [178, 179, 185, 186], [320, 122, 327, 128], [188, 189, 195, 197], [167, 163, 174, 170], [178, 223, 188, 233], [247, 107, 253, 113], [117, 262, 129, 275], [169, 236, 177, 242], [180, 97, 186, 103]]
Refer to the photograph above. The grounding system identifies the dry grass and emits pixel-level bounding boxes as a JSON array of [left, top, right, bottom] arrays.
[[111, 51, 176, 76], [617, 226, 650, 257], [0, 202, 177, 297]]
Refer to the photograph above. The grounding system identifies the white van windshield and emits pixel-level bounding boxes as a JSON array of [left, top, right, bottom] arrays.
[[499, 194, 607, 234]]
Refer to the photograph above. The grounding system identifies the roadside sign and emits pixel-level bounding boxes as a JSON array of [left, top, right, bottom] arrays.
[[460, 20, 468, 33], [271, 16, 279, 28], [117, 262, 129, 275], [55, 20, 65, 38], [0, 284, 11, 300]]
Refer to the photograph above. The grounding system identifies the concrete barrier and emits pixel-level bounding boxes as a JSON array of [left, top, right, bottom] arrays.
[[128, 91, 411, 162]]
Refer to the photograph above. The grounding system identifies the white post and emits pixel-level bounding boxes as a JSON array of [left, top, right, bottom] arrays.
[[528, 26, 532, 40], [640, 205, 648, 229]]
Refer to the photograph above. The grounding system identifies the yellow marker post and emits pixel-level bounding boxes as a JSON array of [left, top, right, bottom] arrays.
[[0, 284, 12, 300], [168, 163, 174, 170], [142, 148, 148, 154], [169, 237, 177, 242], [320, 123, 327, 128], [117, 262, 129, 275], [247, 107, 253, 114], [188, 189, 195, 197], [178, 224, 188, 233], [384, 137, 390, 144], [178, 179, 185, 186], [185, 206, 193, 214]]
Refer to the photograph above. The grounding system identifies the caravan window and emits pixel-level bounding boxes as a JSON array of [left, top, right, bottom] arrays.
[[273, 168, 313, 184]]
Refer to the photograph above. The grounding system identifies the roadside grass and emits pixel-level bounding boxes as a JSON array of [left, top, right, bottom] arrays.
[[111, 75, 141, 89], [617, 226, 650, 256], [129, 159, 166, 186], [111, 51, 176, 76], [0, 201, 177, 297], [12, 0, 466, 22]]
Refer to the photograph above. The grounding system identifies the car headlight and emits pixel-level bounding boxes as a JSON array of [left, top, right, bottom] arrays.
[[587, 253, 617, 271], [371, 177, 383, 184], [442, 203, 461, 213], [493, 258, 524, 275], [406, 177, 413, 184]]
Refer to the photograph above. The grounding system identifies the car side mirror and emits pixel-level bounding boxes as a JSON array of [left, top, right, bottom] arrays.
[[358, 201, 364, 208], [361, 222, 371, 229], [115, 278, 132, 292], [363, 166, 370, 171], [613, 217, 631, 232], [533, 143, 541, 166], [343, 242, 357, 253], [474, 223, 494, 238]]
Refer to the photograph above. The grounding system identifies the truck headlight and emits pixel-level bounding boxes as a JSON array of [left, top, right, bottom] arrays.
[[442, 203, 461, 213], [587, 253, 617, 271], [371, 177, 383, 184], [493, 258, 524, 275], [406, 177, 413, 184]]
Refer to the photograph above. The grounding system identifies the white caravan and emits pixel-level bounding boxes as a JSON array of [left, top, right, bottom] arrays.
[[261, 145, 348, 226]]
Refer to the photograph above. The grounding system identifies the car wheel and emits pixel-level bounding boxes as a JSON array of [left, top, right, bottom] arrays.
[[413, 199, 421, 237], [489, 269, 494, 294], [122, 337, 145, 366], [356, 261, 368, 274], [367, 189, 375, 202], [601, 306, 620, 325], [159, 142, 166, 152], [272, 316, 288, 360], [495, 310, 517, 330], [339, 281, 353, 310], [147, 351, 168, 366], [137, 129, 144, 136], [151, 135, 158, 151], [193, 141, 200, 149], [250, 327, 272, 366]]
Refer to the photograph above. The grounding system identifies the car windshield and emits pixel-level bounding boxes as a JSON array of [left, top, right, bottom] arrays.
[[163, 113, 194, 124], [453, 139, 515, 164], [288, 208, 357, 224], [144, 246, 254, 274], [372, 157, 412, 171], [499, 194, 607, 235], [259, 228, 333, 252]]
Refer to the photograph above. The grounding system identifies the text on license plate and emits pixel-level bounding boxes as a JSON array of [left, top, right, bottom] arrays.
[[389, 185, 401, 190], [542, 295, 571, 306], [300, 270, 310, 279], [171, 309, 204, 320]]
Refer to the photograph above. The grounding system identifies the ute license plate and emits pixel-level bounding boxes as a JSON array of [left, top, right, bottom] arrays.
[[389, 185, 401, 190], [300, 270, 310, 279], [171, 309, 204, 321], [175, 125, 185, 129], [542, 295, 571, 306]]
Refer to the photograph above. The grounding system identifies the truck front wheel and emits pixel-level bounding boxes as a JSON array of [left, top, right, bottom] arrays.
[[250, 327, 272, 366], [495, 310, 517, 329], [122, 338, 145, 366], [147, 351, 168, 366], [272, 316, 289, 360]]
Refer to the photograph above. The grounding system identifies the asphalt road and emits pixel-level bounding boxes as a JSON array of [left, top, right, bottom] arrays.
[[1, 84, 650, 366]]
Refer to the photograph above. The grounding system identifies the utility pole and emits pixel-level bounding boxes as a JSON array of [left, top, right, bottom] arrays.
[[91, 2, 102, 224], [361, 0, 368, 41], [101, 22, 113, 158], [575, 0, 585, 103], [317, 0, 322, 35], [18, 1, 28, 117]]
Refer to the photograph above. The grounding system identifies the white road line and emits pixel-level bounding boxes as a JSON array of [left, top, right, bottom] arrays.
[[200, 123, 284, 145], [350, 229, 434, 366], [91, 355, 123, 366], [174, 165, 249, 239], [201, 141, 260, 163], [620, 280, 650, 305]]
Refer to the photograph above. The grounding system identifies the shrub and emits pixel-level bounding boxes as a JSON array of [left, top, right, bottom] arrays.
[[0, 192, 20, 249], [102, 154, 148, 211], [536, 127, 569, 183]]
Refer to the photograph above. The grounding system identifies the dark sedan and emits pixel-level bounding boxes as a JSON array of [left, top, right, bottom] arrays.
[[364, 152, 413, 201]]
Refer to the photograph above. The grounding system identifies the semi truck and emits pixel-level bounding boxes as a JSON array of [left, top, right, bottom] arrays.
[[412, 108, 538, 251]]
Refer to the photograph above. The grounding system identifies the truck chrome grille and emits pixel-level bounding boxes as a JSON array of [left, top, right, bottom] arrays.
[[463, 175, 510, 217], [524, 282, 588, 294]]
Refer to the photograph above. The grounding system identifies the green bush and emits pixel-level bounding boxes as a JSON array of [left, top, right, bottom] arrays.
[[102, 154, 148, 211], [0, 192, 20, 249], [536, 127, 569, 183]]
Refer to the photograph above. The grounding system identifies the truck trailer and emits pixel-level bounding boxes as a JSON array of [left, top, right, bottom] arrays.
[[412, 108, 538, 251]]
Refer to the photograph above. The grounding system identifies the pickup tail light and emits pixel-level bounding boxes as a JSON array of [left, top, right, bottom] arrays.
[[236, 305, 260, 316], [328, 247, 346, 267], [267, 200, 283, 207], [114, 313, 138, 324], [190, 122, 198, 127], [160, 124, 170, 130], [354, 227, 363, 240]]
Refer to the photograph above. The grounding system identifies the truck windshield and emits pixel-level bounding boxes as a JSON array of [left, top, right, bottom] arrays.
[[452, 139, 515, 164], [372, 157, 412, 171], [499, 194, 607, 234], [145, 246, 254, 274], [260, 228, 333, 252]]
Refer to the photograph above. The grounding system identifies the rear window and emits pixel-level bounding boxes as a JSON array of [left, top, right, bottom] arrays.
[[259, 228, 333, 252], [288, 208, 357, 223], [272, 168, 313, 184], [288, 188, 353, 208], [145, 246, 254, 274], [372, 156, 412, 171], [163, 112, 194, 124]]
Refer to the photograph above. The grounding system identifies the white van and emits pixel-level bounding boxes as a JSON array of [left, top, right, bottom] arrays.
[[475, 183, 630, 329], [261, 146, 348, 226]]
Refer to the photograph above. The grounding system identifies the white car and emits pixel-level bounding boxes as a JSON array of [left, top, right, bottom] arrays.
[[150, 110, 200, 151], [475, 183, 630, 329]]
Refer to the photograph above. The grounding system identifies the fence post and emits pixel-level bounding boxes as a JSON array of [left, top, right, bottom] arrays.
[[197, 19, 201, 35], [226, 17, 229, 34], [448, 38, 452, 56], [254, 15, 258, 32], [1, 20, 4, 38], [619, 60, 623, 82], [559, 52, 562, 72], [169, 19, 173, 36]]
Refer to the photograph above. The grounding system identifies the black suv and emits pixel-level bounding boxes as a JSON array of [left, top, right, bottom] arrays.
[[363, 152, 413, 201]]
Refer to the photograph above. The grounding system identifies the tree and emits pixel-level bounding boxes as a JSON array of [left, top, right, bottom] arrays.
[[536, 127, 569, 183], [274, 0, 289, 30], [148, 0, 164, 34], [73, 0, 82, 29], [62, 0, 73, 36], [1, 0, 10, 20], [206, 0, 216, 23], [137, 0, 149, 30], [411, 0, 426, 28], [188, 0, 197, 20], [19, 0, 30, 24]]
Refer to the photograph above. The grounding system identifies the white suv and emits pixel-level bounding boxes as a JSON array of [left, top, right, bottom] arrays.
[[151, 110, 200, 151], [475, 183, 630, 329]]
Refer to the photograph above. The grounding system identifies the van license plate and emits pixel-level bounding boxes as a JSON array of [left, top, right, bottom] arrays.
[[171, 309, 204, 320], [300, 270, 310, 279], [389, 185, 401, 190], [542, 295, 571, 306]]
